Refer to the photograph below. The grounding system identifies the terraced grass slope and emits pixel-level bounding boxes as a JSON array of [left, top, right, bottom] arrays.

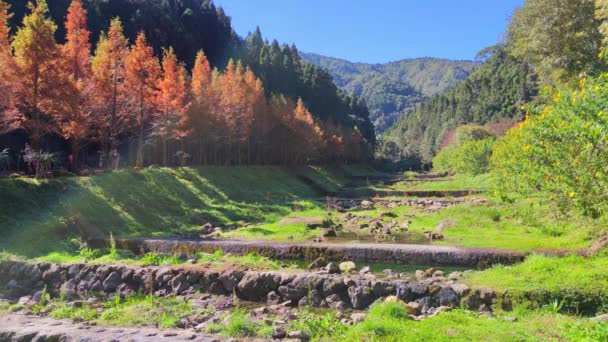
[[0, 165, 374, 256]]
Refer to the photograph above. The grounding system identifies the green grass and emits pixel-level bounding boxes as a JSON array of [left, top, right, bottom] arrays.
[[396, 173, 493, 191], [351, 195, 595, 252], [98, 294, 195, 328], [298, 300, 606, 341], [37, 293, 198, 329], [0, 165, 372, 257], [466, 254, 608, 293], [206, 309, 272, 338]]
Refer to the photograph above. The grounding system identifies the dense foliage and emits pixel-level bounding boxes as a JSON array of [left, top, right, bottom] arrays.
[[492, 76, 608, 218], [382, 46, 537, 163], [432, 125, 495, 175], [508, 0, 605, 87], [0, 0, 375, 171], [301, 53, 477, 131]]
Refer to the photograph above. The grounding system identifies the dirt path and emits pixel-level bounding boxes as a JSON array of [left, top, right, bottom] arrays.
[[89, 237, 526, 268], [0, 314, 221, 342]]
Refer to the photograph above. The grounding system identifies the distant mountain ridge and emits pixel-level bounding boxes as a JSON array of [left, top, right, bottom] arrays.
[[300, 52, 478, 131]]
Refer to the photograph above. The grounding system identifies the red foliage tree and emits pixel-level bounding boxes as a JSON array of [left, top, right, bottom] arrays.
[[155, 47, 188, 165], [125, 32, 161, 167], [91, 18, 130, 166]]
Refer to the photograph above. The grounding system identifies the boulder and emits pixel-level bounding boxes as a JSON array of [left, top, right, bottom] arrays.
[[449, 283, 470, 297], [237, 272, 280, 301], [348, 285, 374, 310], [437, 287, 459, 307], [102, 272, 121, 292], [350, 313, 367, 323], [325, 263, 340, 274], [339, 261, 356, 273], [307, 257, 327, 270], [320, 228, 337, 238], [359, 266, 371, 275], [267, 291, 281, 305]]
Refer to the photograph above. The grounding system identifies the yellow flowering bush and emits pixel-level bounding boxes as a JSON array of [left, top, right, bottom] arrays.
[[492, 75, 608, 218]]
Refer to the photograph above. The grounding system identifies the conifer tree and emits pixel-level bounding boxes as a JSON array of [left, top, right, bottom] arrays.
[[125, 32, 161, 167]]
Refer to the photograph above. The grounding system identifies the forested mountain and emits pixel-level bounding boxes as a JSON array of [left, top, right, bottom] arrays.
[[301, 52, 478, 131], [381, 46, 538, 163], [1, 0, 375, 169]]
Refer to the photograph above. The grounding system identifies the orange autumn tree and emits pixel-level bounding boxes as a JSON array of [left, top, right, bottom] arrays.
[[181, 50, 215, 164], [0, 0, 18, 132], [155, 47, 188, 165], [58, 0, 93, 169], [125, 32, 161, 167], [11, 0, 73, 150], [91, 18, 130, 165]]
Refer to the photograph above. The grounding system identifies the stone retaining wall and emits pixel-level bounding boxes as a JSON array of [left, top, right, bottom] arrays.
[[0, 260, 495, 312], [88, 238, 525, 268]]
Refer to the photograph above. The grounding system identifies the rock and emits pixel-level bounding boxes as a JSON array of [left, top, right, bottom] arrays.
[[415, 270, 425, 280], [478, 287, 496, 304], [17, 296, 31, 305], [449, 283, 471, 297], [437, 287, 459, 307], [320, 228, 337, 238], [102, 272, 121, 292], [200, 223, 213, 235], [360, 200, 374, 209], [350, 313, 367, 323], [237, 272, 280, 301], [359, 266, 371, 275], [432, 270, 444, 278], [325, 262, 340, 274], [219, 270, 243, 293], [504, 316, 518, 322], [308, 257, 327, 270], [405, 302, 421, 315], [429, 306, 452, 317], [267, 291, 281, 305], [339, 261, 356, 273], [31, 291, 43, 303], [273, 327, 287, 339], [379, 212, 397, 219], [170, 273, 190, 294], [287, 330, 310, 341], [348, 285, 373, 310], [186, 259, 197, 265], [591, 314, 608, 322], [447, 272, 461, 280]]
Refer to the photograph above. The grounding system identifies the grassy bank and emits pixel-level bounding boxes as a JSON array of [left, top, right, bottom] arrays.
[[0, 165, 374, 257]]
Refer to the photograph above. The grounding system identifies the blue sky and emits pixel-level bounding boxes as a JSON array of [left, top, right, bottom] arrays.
[[213, 0, 523, 63]]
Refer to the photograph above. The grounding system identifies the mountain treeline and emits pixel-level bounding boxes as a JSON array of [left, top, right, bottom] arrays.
[[0, 0, 375, 172], [383, 0, 608, 165], [301, 53, 477, 132], [382, 46, 538, 163]]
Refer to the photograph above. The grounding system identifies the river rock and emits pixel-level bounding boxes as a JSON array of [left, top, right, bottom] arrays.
[[237, 272, 280, 301], [350, 313, 367, 323], [437, 287, 459, 307], [308, 257, 327, 270], [102, 272, 121, 292], [339, 261, 356, 273], [325, 262, 340, 274], [359, 266, 371, 275], [348, 285, 373, 309]]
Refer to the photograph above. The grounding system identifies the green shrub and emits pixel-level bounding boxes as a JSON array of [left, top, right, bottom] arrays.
[[456, 124, 495, 146], [432, 138, 494, 175], [432, 146, 461, 174], [492, 76, 608, 218], [458, 138, 495, 175]]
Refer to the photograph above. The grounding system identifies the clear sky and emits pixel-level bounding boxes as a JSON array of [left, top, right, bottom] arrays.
[[213, 0, 524, 63]]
